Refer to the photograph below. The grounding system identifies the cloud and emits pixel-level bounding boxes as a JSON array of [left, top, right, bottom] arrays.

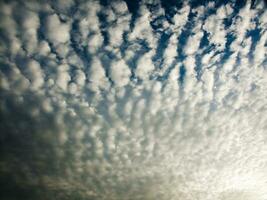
[[55, 63, 71, 91], [106, 1, 131, 48], [0, 1, 267, 200], [171, 4, 190, 32], [253, 31, 267, 66], [135, 51, 155, 80], [88, 57, 110, 93], [110, 59, 131, 87], [128, 4, 157, 48], [203, 12, 226, 51], [24, 59, 44, 90], [45, 14, 70, 44]]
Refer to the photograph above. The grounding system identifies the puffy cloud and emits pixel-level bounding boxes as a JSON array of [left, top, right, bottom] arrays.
[[106, 1, 131, 48], [0, 1, 267, 200], [203, 12, 226, 51], [38, 40, 51, 56], [160, 34, 178, 75], [87, 33, 103, 54], [253, 31, 267, 66], [78, 1, 102, 54], [184, 30, 204, 55], [45, 14, 70, 44], [171, 4, 190, 32], [229, 2, 257, 52], [24, 60, 44, 90], [87, 57, 110, 93], [110, 59, 131, 87], [56, 64, 71, 91], [128, 5, 157, 49], [0, 1, 21, 55], [20, 10, 40, 54], [135, 52, 155, 80]]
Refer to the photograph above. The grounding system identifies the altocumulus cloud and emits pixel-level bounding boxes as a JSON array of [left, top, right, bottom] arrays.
[[0, 0, 267, 199]]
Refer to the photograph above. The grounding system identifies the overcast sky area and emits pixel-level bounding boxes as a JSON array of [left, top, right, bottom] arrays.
[[0, 0, 266, 199]]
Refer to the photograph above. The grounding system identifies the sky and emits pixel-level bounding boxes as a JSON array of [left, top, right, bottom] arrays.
[[0, 0, 266, 199]]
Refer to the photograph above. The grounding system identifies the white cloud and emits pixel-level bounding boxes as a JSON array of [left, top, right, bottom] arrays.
[[135, 52, 155, 80], [75, 69, 86, 86], [160, 34, 178, 75], [0, 1, 267, 200], [253, 31, 267, 66], [105, 1, 131, 48], [24, 60, 44, 90], [229, 3, 256, 52], [88, 33, 103, 54], [78, 1, 103, 54], [66, 51, 84, 67], [87, 57, 110, 93], [201, 51, 214, 66], [128, 5, 157, 48], [183, 56, 199, 97], [203, 13, 226, 51], [110, 59, 131, 87], [171, 4, 190, 33], [184, 30, 203, 55], [56, 64, 70, 91], [0, 2, 21, 55], [79, 11, 100, 36], [45, 14, 70, 44], [2, 62, 30, 93], [21, 10, 40, 54], [183, 9, 205, 56], [38, 41, 51, 56]]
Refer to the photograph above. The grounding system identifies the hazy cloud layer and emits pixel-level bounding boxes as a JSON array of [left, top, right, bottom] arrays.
[[0, 0, 266, 200]]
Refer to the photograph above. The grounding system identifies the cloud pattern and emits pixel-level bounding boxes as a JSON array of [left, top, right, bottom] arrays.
[[0, 0, 267, 199]]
